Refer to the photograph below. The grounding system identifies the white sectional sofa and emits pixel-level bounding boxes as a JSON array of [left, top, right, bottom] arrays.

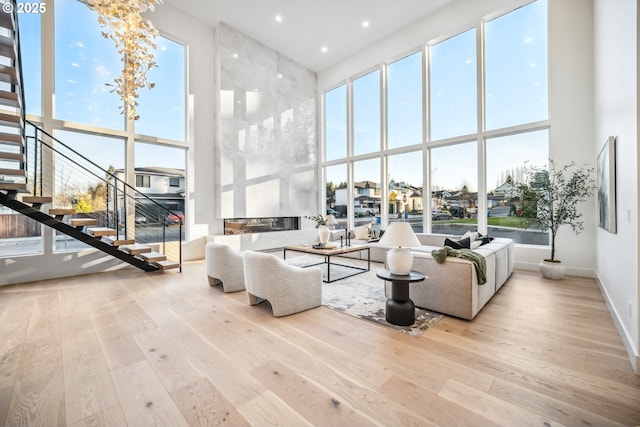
[[375, 233, 515, 320]]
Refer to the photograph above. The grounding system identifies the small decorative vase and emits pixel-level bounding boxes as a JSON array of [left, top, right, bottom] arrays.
[[318, 225, 330, 245], [539, 260, 565, 280]]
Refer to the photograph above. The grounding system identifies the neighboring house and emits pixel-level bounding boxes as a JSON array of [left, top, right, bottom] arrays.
[[114, 167, 186, 220], [335, 180, 382, 214]]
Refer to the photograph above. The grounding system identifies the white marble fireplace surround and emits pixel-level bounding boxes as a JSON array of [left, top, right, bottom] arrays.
[[215, 23, 318, 226]]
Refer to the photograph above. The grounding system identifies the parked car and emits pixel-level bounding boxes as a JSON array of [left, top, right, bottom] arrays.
[[449, 205, 467, 219], [354, 205, 376, 217], [326, 208, 342, 217], [134, 214, 147, 224], [431, 210, 452, 221], [164, 211, 184, 225]]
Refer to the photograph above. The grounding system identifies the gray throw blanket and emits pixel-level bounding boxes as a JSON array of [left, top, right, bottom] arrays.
[[431, 246, 487, 285]]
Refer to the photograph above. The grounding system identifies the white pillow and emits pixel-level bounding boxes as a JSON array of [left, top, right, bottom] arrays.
[[354, 224, 371, 240], [462, 230, 479, 242], [470, 240, 482, 249]]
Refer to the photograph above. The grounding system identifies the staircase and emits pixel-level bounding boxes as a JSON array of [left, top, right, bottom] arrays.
[[0, 0, 181, 272]]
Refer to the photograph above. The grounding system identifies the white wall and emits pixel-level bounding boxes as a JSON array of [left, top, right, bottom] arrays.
[[593, 0, 639, 372], [516, 0, 597, 277], [151, 4, 216, 240]]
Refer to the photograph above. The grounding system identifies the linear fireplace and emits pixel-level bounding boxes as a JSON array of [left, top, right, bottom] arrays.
[[224, 217, 300, 235]]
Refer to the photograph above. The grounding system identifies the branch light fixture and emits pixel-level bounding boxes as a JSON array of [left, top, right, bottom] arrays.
[[86, 0, 163, 121]]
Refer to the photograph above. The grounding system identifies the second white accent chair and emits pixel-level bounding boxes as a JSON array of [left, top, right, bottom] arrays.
[[205, 242, 246, 292], [243, 250, 323, 317]]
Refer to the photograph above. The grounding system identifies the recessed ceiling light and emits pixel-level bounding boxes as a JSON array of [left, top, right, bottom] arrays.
[[362, 21, 369, 28], [275, 14, 283, 22], [232, 53, 239, 59], [321, 46, 328, 53], [277, 73, 283, 79]]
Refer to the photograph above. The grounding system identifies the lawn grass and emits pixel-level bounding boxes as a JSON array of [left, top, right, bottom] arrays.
[[441, 216, 533, 227]]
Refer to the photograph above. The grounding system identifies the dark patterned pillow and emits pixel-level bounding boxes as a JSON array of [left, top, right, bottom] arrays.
[[475, 232, 494, 246], [444, 237, 471, 249]]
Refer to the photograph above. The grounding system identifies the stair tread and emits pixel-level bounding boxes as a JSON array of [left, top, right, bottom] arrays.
[[139, 251, 167, 262], [87, 227, 117, 237], [0, 35, 16, 59], [0, 10, 14, 31], [120, 243, 152, 255], [154, 260, 180, 270], [0, 131, 22, 144], [0, 152, 24, 161], [49, 208, 76, 215], [0, 168, 25, 176], [69, 218, 98, 226], [22, 196, 52, 203], [0, 90, 19, 108], [102, 236, 135, 246], [0, 182, 26, 190], [0, 64, 18, 85]]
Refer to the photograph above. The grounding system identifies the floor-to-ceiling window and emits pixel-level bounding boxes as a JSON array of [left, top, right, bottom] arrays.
[[322, 0, 548, 244], [1, 0, 188, 256]]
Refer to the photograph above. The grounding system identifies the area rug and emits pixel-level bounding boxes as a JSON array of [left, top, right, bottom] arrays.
[[285, 255, 444, 337]]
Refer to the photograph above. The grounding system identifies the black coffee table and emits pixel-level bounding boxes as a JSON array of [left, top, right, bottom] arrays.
[[376, 269, 425, 326]]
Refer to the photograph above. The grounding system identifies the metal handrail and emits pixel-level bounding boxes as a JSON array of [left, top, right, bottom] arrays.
[[25, 120, 183, 270]]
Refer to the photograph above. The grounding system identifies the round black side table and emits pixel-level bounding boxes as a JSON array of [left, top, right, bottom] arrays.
[[376, 269, 425, 326]]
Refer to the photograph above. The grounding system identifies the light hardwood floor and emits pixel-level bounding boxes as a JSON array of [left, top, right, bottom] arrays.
[[0, 259, 639, 427]]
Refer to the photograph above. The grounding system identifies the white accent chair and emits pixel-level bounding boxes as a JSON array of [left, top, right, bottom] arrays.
[[206, 242, 245, 292], [243, 250, 323, 317]]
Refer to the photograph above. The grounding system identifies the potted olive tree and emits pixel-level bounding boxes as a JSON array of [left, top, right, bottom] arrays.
[[515, 160, 596, 280]]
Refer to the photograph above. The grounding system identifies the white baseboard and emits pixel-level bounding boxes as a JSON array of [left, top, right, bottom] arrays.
[[595, 273, 639, 375]]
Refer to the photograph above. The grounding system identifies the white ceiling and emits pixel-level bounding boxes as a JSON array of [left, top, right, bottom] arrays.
[[163, 0, 453, 73]]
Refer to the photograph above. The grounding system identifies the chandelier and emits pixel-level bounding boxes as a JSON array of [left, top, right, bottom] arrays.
[[86, 0, 163, 121]]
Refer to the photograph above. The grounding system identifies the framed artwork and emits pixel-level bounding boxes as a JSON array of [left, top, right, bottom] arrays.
[[597, 136, 616, 233]]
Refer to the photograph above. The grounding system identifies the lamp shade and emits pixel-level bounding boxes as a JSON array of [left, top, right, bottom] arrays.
[[378, 221, 420, 248], [379, 222, 420, 275]]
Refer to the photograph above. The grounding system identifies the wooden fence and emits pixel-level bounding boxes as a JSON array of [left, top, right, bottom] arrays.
[[0, 214, 41, 238]]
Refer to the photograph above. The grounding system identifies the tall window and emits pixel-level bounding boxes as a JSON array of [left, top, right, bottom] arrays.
[[388, 151, 423, 232], [17, 0, 41, 116], [52, 130, 125, 252], [136, 36, 186, 141], [353, 69, 380, 155], [325, 164, 347, 230], [485, 0, 548, 130], [321, 0, 548, 243], [486, 130, 549, 244], [3, 0, 190, 258], [54, 0, 124, 129], [135, 142, 186, 241], [387, 52, 423, 149], [325, 85, 347, 161], [430, 29, 477, 140], [353, 158, 380, 226], [431, 142, 477, 234]]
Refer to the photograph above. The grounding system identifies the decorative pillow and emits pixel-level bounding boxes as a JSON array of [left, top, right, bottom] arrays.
[[354, 224, 371, 240], [475, 232, 494, 246], [470, 240, 482, 249], [462, 230, 479, 242], [444, 237, 471, 250], [369, 229, 381, 240]]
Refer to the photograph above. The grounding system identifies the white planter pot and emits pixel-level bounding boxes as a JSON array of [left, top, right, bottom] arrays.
[[318, 225, 330, 245], [539, 260, 565, 280]]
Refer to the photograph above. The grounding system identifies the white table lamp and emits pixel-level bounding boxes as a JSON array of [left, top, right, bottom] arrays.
[[378, 221, 420, 275]]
